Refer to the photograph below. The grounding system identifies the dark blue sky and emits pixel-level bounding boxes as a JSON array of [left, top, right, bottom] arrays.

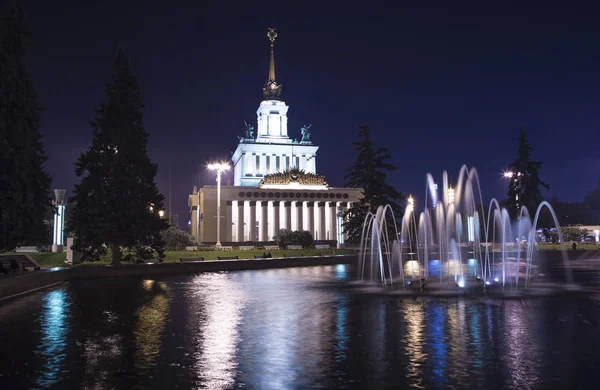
[[26, 1, 600, 225]]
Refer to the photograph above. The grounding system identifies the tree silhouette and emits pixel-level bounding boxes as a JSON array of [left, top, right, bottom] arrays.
[[343, 126, 405, 243], [506, 128, 549, 220], [69, 49, 168, 264]]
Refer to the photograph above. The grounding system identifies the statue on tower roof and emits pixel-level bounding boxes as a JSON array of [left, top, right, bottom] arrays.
[[300, 124, 312, 143], [262, 28, 283, 100], [244, 120, 254, 139]]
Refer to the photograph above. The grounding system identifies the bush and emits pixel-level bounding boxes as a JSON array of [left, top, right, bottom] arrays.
[[273, 229, 314, 248], [161, 226, 196, 251]]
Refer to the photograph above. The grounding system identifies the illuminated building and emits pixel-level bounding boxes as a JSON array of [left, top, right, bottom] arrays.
[[189, 29, 362, 246]]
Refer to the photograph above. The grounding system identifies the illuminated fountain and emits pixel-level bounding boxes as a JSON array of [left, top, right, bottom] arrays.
[[358, 165, 572, 292]]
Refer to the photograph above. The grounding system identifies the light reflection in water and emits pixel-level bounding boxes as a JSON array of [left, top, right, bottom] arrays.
[[446, 300, 469, 386], [334, 296, 349, 362], [133, 280, 169, 375], [426, 303, 448, 387], [404, 301, 426, 388], [191, 273, 246, 390], [505, 303, 539, 389], [35, 289, 71, 387]]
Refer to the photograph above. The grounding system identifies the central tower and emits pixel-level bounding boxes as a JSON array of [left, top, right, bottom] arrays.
[[256, 28, 290, 143], [232, 28, 319, 186]]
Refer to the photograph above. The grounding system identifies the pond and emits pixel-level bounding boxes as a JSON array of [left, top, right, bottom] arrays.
[[1, 265, 599, 389]]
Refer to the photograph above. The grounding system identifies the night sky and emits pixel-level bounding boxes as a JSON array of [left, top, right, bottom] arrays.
[[25, 1, 600, 226]]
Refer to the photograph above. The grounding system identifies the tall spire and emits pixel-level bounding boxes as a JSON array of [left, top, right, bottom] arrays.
[[263, 28, 282, 100], [268, 28, 276, 82]]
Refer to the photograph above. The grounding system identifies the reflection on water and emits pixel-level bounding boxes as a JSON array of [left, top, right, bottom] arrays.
[[35, 289, 71, 387], [404, 301, 426, 388], [190, 273, 245, 389], [133, 280, 169, 376], [426, 303, 448, 388], [1, 266, 599, 389]]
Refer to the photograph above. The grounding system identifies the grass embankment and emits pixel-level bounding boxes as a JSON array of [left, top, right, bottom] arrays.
[[22, 248, 356, 268]]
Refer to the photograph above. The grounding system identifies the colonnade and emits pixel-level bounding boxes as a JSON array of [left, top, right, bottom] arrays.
[[230, 200, 350, 243], [242, 152, 315, 177]]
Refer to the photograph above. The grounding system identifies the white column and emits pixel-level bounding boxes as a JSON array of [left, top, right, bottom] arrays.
[[226, 201, 232, 242], [260, 154, 266, 176], [305, 202, 314, 237], [328, 202, 337, 242], [336, 202, 346, 248], [248, 201, 257, 241], [270, 155, 276, 173], [295, 201, 303, 231], [270, 201, 280, 239], [284, 201, 292, 230], [245, 153, 251, 176], [281, 154, 287, 171], [251, 153, 256, 176], [282, 114, 288, 137], [317, 202, 326, 241], [237, 201, 245, 242], [260, 201, 268, 241], [345, 202, 352, 242]]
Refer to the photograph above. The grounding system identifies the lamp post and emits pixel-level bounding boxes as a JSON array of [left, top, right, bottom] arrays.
[[208, 162, 230, 247]]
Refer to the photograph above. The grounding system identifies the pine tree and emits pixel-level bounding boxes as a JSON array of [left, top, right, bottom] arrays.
[[506, 128, 549, 219], [343, 126, 405, 243], [0, 0, 51, 251], [69, 49, 168, 265]]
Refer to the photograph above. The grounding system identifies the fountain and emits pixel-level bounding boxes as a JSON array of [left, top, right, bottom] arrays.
[[358, 165, 574, 294]]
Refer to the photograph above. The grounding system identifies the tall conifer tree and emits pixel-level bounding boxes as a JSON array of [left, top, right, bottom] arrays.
[[343, 126, 405, 243], [70, 49, 168, 264], [506, 128, 549, 219], [0, 0, 51, 251]]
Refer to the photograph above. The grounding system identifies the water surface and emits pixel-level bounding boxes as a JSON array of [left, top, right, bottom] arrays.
[[1, 265, 599, 389]]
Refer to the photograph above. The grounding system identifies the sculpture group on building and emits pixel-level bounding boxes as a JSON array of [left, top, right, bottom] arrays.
[[259, 167, 328, 187]]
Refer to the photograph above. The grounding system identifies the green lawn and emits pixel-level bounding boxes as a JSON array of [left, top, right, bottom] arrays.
[[535, 243, 600, 250], [12, 248, 356, 268], [165, 248, 355, 262]]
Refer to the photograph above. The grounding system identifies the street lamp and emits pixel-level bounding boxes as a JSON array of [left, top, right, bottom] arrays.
[[158, 210, 165, 218], [407, 195, 414, 212], [503, 170, 522, 218], [208, 162, 230, 247]]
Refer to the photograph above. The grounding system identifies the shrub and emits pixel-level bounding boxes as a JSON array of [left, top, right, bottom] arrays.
[[161, 226, 196, 251], [273, 229, 314, 248]]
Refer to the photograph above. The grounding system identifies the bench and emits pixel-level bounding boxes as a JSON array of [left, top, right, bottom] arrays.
[[283, 253, 303, 257], [15, 246, 38, 253], [0, 254, 41, 271], [217, 255, 239, 260], [254, 254, 273, 259], [180, 257, 204, 262], [239, 246, 254, 251], [315, 244, 330, 249], [287, 245, 303, 250]]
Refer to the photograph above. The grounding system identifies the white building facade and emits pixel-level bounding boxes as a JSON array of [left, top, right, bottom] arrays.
[[188, 28, 362, 245]]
